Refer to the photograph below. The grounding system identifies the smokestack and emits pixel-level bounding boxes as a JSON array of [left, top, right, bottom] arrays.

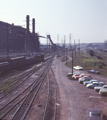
[[26, 15, 29, 32], [32, 18, 35, 34]]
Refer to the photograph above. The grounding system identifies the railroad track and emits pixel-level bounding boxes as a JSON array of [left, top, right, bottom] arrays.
[[0, 56, 56, 120], [0, 62, 45, 100], [42, 68, 57, 120]]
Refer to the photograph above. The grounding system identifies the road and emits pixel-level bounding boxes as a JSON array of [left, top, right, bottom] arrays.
[[52, 56, 107, 120]]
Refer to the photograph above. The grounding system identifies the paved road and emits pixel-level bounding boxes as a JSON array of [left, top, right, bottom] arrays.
[[52, 56, 107, 120]]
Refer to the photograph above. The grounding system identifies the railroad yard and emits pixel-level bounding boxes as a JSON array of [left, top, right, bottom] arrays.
[[0, 1, 107, 120], [0, 55, 107, 120]]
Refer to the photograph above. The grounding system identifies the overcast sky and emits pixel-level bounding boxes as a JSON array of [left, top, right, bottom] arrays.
[[0, 0, 107, 44]]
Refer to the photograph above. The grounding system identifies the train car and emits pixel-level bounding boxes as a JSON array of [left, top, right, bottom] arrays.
[[26, 54, 44, 65], [9, 56, 26, 69], [0, 55, 44, 73], [0, 61, 11, 72], [35, 54, 44, 63], [25, 56, 36, 65]]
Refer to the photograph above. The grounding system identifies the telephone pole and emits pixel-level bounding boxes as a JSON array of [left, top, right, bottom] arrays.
[[6, 23, 9, 59], [57, 34, 59, 52], [64, 35, 66, 56], [79, 39, 80, 55], [69, 34, 71, 54], [71, 49, 74, 75], [74, 39, 76, 58]]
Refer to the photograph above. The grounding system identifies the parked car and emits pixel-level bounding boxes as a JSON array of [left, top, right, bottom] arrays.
[[83, 79, 99, 86], [78, 76, 92, 84], [88, 108, 103, 120], [73, 66, 83, 70], [86, 82, 104, 89], [71, 72, 81, 76], [72, 72, 82, 79], [67, 72, 80, 77], [94, 85, 107, 92], [73, 74, 91, 80], [87, 69, 100, 74], [99, 85, 107, 96]]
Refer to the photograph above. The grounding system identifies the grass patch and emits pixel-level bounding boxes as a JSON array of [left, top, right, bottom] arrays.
[[61, 56, 69, 62], [66, 50, 107, 76], [0, 76, 20, 92]]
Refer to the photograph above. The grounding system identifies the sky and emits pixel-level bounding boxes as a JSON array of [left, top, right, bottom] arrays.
[[0, 0, 107, 44]]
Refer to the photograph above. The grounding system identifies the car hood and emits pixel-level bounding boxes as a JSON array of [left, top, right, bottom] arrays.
[[75, 76, 80, 78], [87, 83, 93, 87]]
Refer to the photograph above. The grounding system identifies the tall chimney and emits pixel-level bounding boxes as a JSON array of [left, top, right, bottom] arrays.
[[26, 15, 29, 32], [32, 18, 35, 34]]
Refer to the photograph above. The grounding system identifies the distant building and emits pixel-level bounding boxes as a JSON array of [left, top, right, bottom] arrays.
[[86, 43, 94, 48]]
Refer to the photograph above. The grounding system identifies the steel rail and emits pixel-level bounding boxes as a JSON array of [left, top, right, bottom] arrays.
[[42, 70, 50, 120], [0, 59, 52, 119], [9, 59, 52, 120], [20, 67, 49, 120], [42, 62, 57, 120], [51, 68, 57, 120], [20, 60, 53, 120], [0, 64, 41, 92], [0, 63, 44, 100]]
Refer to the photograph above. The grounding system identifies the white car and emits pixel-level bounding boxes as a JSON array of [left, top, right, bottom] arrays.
[[73, 66, 83, 70], [83, 79, 99, 86], [86, 82, 104, 89], [69, 72, 80, 76], [99, 85, 107, 96], [78, 76, 92, 84], [94, 85, 107, 92], [72, 72, 82, 79]]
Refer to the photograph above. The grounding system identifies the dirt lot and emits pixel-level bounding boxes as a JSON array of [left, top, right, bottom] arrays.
[[52, 56, 107, 120]]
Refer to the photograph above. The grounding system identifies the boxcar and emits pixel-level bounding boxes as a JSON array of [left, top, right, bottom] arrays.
[[10, 56, 26, 69], [0, 61, 11, 72]]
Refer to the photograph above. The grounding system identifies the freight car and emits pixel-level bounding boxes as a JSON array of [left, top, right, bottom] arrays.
[[26, 54, 44, 65], [25, 56, 36, 65], [0, 61, 11, 73], [0, 54, 44, 73], [9, 56, 26, 69]]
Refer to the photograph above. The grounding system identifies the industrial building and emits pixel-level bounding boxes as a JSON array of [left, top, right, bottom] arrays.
[[0, 15, 39, 56]]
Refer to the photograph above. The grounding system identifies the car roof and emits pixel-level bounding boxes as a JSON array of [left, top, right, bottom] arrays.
[[81, 74, 90, 76], [99, 82, 104, 83], [88, 108, 102, 113], [92, 82, 99, 84], [90, 79, 98, 81]]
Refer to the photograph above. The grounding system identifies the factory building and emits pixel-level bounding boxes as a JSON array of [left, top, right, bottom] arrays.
[[0, 15, 39, 55]]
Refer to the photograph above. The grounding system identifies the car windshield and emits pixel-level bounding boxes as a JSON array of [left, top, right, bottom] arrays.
[[89, 112, 101, 117]]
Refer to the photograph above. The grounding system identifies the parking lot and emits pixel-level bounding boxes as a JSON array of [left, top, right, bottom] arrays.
[[52, 57, 107, 120]]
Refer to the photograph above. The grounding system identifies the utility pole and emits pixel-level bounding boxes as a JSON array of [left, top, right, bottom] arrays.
[[69, 34, 71, 51], [74, 39, 76, 58], [71, 49, 74, 75], [64, 35, 66, 56], [79, 39, 80, 55], [66, 47, 68, 64], [47, 36, 48, 53], [7, 23, 9, 59], [57, 34, 59, 53]]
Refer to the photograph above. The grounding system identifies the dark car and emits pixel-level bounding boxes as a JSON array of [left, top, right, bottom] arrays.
[[87, 69, 100, 74], [88, 108, 103, 120]]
